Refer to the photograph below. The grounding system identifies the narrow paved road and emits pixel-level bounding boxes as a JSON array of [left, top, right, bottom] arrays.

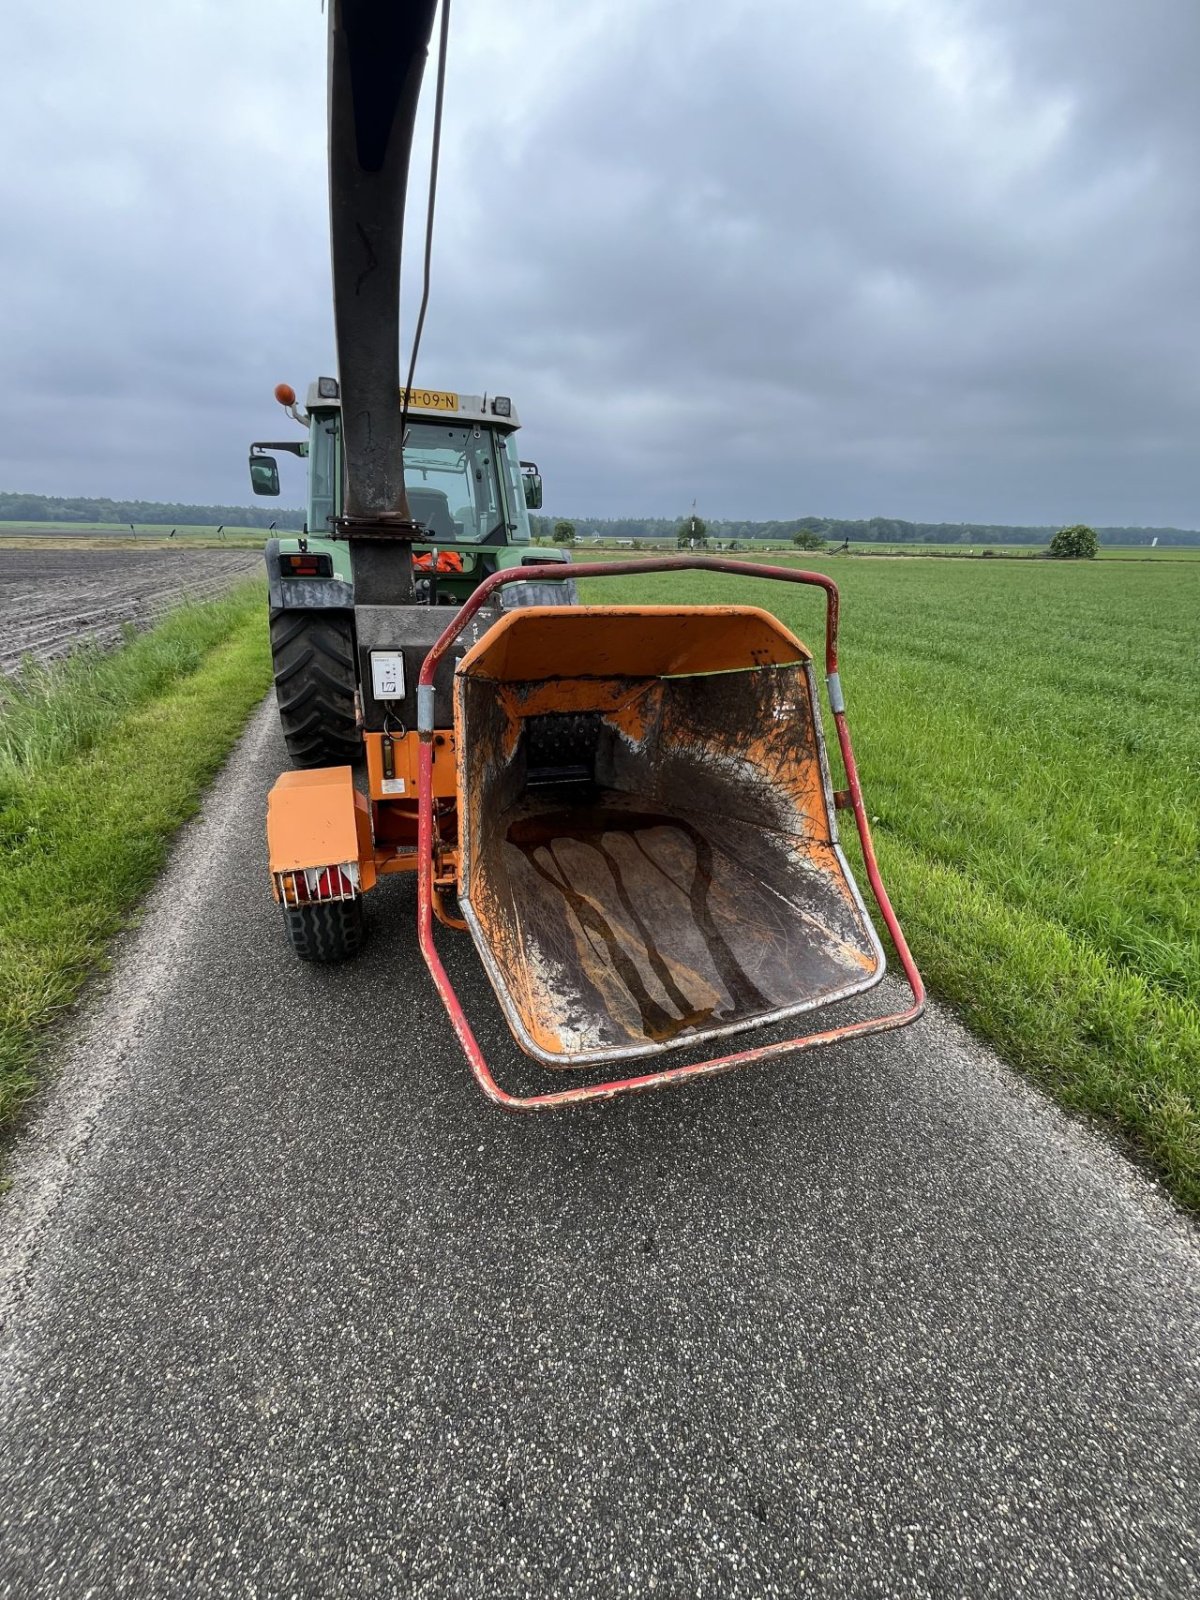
[[1, 703, 1197, 1599]]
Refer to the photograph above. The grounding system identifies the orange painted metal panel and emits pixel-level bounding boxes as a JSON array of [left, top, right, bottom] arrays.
[[364, 729, 456, 802], [267, 765, 376, 889], [456, 605, 811, 684]]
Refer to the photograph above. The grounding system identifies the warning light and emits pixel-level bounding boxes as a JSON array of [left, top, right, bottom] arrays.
[[274, 382, 297, 407]]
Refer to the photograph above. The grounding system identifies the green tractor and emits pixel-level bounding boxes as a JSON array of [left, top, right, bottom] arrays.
[[248, 380, 574, 767]]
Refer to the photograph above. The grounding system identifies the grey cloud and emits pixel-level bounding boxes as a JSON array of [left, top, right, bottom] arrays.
[[3, 0, 1198, 525]]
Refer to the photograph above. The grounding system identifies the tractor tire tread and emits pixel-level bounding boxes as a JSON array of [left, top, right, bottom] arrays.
[[269, 610, 361, 769]]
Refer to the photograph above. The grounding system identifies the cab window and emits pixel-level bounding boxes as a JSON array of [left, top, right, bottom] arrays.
[[403, 423, 504, 543]]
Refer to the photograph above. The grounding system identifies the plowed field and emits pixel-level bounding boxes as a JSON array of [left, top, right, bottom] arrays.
[[0, 547, 260, 673]]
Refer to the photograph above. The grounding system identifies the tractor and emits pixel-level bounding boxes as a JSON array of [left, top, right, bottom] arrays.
[[249, 382, 574, 768], [261, 0, 924, 1107]]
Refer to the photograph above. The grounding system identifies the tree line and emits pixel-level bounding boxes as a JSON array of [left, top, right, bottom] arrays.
[[5, 491, 1196, 547], [0, 492, 305, 530], [532, 513, 1200, 547]]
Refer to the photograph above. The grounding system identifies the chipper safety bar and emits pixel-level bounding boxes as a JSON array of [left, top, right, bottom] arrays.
[[415, 556, 924, 1108]]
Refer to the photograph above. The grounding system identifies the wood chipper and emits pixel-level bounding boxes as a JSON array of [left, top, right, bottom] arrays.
[[264, 0, 924, 1107]]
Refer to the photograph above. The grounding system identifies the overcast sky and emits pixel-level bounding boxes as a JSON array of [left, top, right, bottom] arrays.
[[3, 0, 1198, 525]]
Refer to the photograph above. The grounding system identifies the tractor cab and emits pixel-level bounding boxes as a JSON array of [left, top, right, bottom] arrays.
[[249, 381, 571, 768]]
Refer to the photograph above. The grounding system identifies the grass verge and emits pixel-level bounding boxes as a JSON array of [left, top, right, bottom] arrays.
[[852, 835, 1200, 1208], [585, 559, 1200, 1214], [0, 581, 271, 1137]]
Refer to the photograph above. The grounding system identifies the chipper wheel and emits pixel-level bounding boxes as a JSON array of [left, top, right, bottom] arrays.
[[270, 610, 361, 769], [283, 897, 365, 962]]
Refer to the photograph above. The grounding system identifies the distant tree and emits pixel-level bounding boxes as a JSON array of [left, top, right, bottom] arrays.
[[0, 490, 305, 532], [1049, 523, 1099, 559], [792, 529, 827, 551], [677, 513, 708, 549], [553, 518, 576, 545], [4, 496, 43, 520]]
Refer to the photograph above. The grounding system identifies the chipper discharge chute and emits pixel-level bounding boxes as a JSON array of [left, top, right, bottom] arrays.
[[410, 557, 925, 1108]]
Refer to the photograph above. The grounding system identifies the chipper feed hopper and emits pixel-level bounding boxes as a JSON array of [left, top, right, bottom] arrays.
[[264, 0, 924, 1107]]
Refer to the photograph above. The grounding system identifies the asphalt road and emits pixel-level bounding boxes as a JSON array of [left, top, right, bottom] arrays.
[[1, 702, 1197, 1599]]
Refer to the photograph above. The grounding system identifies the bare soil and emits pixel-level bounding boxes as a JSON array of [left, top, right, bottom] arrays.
[[0, 547, 260, 674]]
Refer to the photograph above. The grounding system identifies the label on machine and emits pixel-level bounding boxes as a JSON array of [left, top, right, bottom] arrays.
[[370, 650, 407, 701]]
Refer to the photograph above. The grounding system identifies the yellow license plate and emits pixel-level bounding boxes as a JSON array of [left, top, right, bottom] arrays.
[[400, 387, 459, 412]]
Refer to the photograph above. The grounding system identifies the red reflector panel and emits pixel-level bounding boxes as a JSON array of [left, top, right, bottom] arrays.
[[276, 864, 358, 905], [315, 866, 354, 899], [281, 553, 333, 578]]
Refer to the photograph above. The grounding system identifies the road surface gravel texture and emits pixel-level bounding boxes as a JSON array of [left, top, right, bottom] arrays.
[[0, 547, 260, 673], [0, 702, 1197, 1599]]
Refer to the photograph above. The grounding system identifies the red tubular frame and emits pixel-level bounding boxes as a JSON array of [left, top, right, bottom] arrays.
[[415, 556, 925, 1109]]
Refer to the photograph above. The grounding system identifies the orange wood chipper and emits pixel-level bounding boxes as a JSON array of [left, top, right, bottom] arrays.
[[267, 552, 925, 1107], [263, 1, 924, 1107]]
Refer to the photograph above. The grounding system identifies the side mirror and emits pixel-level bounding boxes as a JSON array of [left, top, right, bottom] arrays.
[[520, 461, 543, 511], [249, 455, 280, 497]]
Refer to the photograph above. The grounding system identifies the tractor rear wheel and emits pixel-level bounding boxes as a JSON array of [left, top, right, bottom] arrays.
[[284, 898, 365, 962], [270, 610, 361, 769]]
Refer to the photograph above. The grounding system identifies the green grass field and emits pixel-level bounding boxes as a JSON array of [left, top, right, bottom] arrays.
[[579, 555, 1200, 1211], [0, 583, 272, 1144]]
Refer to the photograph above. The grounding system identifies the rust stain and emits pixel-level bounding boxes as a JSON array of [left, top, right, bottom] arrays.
[[507, 806, 768, 1044]]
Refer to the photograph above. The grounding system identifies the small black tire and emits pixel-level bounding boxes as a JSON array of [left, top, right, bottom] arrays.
[[270, 610, 361, 769], [284, 898, 365, 962]]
